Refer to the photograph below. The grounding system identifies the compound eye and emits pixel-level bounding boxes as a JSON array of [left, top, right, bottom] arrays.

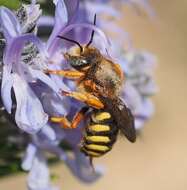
[[80, 59, 88, 66], [68, 55, 89, 69]]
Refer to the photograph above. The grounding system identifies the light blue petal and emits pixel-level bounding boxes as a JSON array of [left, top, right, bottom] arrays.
[[32, 132, 67, 161], [13, 74, 48, 134], [27, 151, 59, 190], [122, 82, 142, 112], [28, 68, 64, 93], [100, 22, 132, 51], [135, 98, 154, 118], [41, 124, 56, 141], [1, 65, 13, 113], [65, 149, 102, 183], [3, 34, 47, 67], [22, 143, 37, 171], [0, 7, 21, 42], [42, 92, 70, 116], [1, 34, 46, 113], [134, 99, 154, 129], [49, 23, 110, 55], [47, 0, 68, 52], [62, 24, 110, 48], [47, 0, 79, 55]]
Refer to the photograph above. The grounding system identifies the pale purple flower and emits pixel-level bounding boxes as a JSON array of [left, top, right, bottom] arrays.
[[4, 0, 110, 188], [0, 1, 105, 188], [122, 50, 157, 129], [0, 6, 57, 133]]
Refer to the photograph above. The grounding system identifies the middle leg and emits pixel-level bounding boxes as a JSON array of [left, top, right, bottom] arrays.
[[61, 90, 104, 109]]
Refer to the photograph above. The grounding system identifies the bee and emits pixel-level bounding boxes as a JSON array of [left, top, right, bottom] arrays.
[[47, 15, 136, 160]]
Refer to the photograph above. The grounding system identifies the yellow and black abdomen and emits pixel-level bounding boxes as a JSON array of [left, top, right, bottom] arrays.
[[81, 110, 118, 157]]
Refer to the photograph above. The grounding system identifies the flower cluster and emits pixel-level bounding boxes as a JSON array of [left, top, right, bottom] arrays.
[[0, 0, 156, 189]]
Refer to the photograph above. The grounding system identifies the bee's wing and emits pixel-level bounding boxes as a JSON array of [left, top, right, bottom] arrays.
[[99, 96, 136, 143], [115, 98, 136, 142]]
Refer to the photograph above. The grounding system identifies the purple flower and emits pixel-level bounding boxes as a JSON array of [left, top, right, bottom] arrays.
[[0, 7, 48, 133], [0, 0, 110, 188], [0, 4, 69, 133]]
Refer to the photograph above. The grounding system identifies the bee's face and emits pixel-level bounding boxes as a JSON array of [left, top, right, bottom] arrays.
[[64, 53, 90, 69], [64, 47, 102, 70]]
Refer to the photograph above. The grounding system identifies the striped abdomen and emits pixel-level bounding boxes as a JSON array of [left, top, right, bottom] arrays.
[[81, 110, 118, 157]]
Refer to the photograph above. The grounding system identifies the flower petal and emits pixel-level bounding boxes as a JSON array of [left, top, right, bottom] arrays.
[[122, 81, 142, 112], [47, 0, 79, 54], [62, 23, 110, 47], [65, 149, 102, 183], [4, 34, 47, 68], [32, 131, 67, 161], [16, 4, 42, 34], [22, 143, 37, 171], [40, 124, 56, 141], [49, 23, 110, 55], [13, 74, 48, 134], [0, 7, 21, 41], [134, 99, 154, 129], [135, 98, 154, 119], [42, 92, 70, 117], [28, 68, 65, 93], [27, 151, 59, 190], [1, 64, 13, 113]]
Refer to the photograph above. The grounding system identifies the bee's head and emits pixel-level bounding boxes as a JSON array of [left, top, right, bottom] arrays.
[[60, 14, 100, 71], [64, 47, 101, 70]]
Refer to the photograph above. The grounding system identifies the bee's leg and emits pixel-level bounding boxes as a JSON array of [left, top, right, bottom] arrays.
[[70, 106, 89, 128], [50, 107, 89, 129], [84, 80, 97, 91], [113, 64, 124, 81], [50, 116, 71, 129], [61, 91, 104, 109], [89, 157, 95, 172], [45, 69, 84, 79]]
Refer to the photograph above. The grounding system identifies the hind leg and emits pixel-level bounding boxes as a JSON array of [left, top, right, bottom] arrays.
[[50, 107, 89, 129]]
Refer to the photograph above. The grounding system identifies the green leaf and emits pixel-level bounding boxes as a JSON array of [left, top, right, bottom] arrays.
[[0, 0, 21, 9]]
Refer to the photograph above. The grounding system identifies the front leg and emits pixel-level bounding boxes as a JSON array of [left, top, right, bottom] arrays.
[[45, 69, 85, 79], [61, 90, 104, 109]]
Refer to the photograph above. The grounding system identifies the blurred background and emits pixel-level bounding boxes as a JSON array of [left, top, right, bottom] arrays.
[[0, 0, 187, 190]]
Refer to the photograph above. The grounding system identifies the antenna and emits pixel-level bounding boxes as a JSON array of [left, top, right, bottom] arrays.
[[57, 35, 83, 53], [86, 14, 97, 47]]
